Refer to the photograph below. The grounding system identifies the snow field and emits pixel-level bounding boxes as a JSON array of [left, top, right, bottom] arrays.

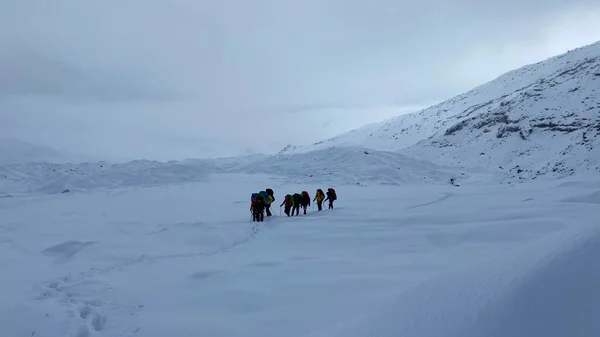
[[2, 173, 600, 336]]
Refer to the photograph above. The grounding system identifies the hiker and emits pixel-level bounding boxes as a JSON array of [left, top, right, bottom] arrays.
[[265, 188, 275, 216], [250, 193, 266, 222], [280, 194, 292, 216], [292, 193, 302, 216], [325, 188, 337, 209], [314, 188, 325, 211], [301, 191, 311, 214]]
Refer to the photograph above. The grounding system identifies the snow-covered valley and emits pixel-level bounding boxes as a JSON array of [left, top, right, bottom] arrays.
[[2, 40, 600, 337], [2, 173, 600, 337]]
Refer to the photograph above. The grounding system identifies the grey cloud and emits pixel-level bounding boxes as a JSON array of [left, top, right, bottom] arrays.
[[1, 1, 600, 160], [0, 49, 179, 102]]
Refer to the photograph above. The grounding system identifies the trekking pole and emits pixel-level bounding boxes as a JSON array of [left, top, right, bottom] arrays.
[[279, 206, 282, 216]]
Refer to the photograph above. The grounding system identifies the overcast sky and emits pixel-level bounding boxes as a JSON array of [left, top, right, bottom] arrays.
[[2, 0, 600, 161]]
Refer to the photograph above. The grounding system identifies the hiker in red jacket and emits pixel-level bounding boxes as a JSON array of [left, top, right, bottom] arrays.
[[280, 194, 292, 216], [250, 193, 266, 222]]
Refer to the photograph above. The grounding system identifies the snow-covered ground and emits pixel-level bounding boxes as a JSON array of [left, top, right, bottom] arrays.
[[2, 172, 600, 337], [2, 38, 600, 337]]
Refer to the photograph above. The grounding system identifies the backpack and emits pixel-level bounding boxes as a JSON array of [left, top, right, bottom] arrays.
[[266, 188, 275, 202], [292, 193, 302, 204], [328, 188, 337, 200], [284, 194, 292, 207], [251, 193, 265, 210], [301, 191, 310, 205], [254, 197, 265, 209]]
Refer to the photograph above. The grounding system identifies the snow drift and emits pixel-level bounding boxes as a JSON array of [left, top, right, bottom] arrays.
[[310, 217, 600, 337]]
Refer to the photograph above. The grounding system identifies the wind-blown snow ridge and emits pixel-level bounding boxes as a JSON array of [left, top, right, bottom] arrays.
[[311, 218, 600, 337], [225, 146, 465, 185], [0, 148, 455, 196], [0, 146, 468, 195], [0, 159, 215, 195]]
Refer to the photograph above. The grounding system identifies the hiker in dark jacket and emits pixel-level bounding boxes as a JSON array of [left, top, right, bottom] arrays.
[[250, 194, 266, 222], [291, 193, 302, 216], [280, 194, 292, 216], [325, 188, 337, 209], [301, 191, 311, 214]]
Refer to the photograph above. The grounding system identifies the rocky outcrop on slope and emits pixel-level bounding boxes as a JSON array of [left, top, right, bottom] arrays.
[[279, 42, 600, 170], [412, 52, 600, 181]]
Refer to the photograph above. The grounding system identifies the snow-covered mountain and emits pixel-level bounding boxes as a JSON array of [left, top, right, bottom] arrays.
[[282, 40, 600, 181], [406, 41, 600, 180]]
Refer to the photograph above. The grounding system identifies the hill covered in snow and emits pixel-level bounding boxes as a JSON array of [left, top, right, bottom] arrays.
[[0, 147, 468, 196], [281, 40, 600, 182], [407, 42, 600, 181], [222, 146, 465, 186]]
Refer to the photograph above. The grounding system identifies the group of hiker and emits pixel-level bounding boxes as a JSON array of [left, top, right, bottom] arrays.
[[249, 188, 337, 222]]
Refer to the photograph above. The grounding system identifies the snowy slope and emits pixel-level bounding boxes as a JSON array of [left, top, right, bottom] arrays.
[[310, 211, 600, 337], [281, 40, 600, 181], [2, 173, 600, 337], [224, 146, 466, 186], [278, 107, 424, 154], [405, 41, 600, 180]]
